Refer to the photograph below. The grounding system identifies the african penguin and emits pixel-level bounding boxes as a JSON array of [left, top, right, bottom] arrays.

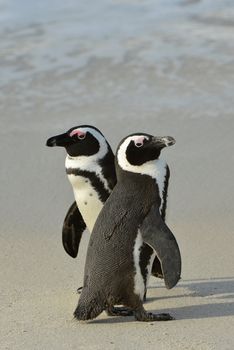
[[46, 125, 116, 258], [47, 126, 167, 312], [46, 126, 164, 285], [74, 133, 181, 322]]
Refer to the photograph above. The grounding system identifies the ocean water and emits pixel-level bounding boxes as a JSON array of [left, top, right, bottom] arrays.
[[0, 0, 234, 129]]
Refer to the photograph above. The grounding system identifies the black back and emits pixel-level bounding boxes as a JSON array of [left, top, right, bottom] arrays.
[[80, 169, 159, 306]]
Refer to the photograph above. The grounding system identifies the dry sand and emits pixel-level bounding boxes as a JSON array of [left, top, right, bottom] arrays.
[[1, 1, 234, 349]]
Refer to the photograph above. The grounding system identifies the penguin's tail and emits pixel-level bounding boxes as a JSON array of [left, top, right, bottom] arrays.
[[73, 290, 105, 321]]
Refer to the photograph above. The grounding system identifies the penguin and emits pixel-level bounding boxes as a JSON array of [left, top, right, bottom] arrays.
[[46, 125, 116, 258], [74, 133, 181, 322], [46, 126, 164, 284], [46, 125, 163, 282], [46, 126, 166, 308]]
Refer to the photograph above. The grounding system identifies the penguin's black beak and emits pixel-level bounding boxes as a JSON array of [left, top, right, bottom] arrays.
[[152, 136, 176, 148], [46, 133, 73, 148]]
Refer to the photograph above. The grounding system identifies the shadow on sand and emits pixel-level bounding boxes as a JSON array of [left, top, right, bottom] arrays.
[[147, 276, 234, 300], [158, 301, 234, 321], [89, 277, 234, 324], [179, 276, 234, 297]]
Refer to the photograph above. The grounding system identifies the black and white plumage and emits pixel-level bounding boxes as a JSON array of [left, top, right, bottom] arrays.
[[46, 125, 116, 258], [74, 133, 181, 322], [46, 126, 164, 284]]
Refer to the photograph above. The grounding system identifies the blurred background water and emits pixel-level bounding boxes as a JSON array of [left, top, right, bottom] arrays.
[[1, 0, 234, 130], [0, 0, 234, 243], [1, 4, 234, 347]]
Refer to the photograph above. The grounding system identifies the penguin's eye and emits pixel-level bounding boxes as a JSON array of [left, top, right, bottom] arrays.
[[78, 133, 86, 140], [69, 129, 87, 139], [134, 137, 145, 148], [135, 142, 143, 148]]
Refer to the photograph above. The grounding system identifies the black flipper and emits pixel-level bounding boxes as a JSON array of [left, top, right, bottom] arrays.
[[140, 204, 181, 289], [62, 202, 86, 258]]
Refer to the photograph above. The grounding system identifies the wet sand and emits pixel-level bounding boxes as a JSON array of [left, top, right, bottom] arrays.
[[1, 0, 234, 349]]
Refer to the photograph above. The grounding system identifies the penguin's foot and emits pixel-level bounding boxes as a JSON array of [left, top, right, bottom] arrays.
[[77, 286, 83, 294], [134, 307, 174, 322], [106, 306, 133, 317]]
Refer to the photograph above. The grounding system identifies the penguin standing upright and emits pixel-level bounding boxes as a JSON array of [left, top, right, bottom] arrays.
[[74, 133, 181, 322], [46, 126, 164, 285], [46, 126, 168, 307], [46, 125, 116, 258]]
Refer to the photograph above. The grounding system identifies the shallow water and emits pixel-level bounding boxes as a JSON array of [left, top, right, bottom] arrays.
[[1, 0, 234, 129]]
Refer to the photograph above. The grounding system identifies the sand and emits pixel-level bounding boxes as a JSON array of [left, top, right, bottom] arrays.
[[1, 0, 234, 349]]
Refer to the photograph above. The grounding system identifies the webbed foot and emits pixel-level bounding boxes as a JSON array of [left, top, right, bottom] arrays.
[[134, 307, 174, 322], [106, 306, 133, 317]]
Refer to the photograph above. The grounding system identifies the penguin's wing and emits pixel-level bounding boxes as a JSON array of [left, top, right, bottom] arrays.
[[140, 204, 181, 289], [62, 202, 86, 258]]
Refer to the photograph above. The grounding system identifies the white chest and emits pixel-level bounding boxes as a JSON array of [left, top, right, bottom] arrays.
[[67, 174, 103, 232]]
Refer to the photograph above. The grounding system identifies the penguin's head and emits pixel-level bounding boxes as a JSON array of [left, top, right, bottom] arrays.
[[46, 125, 110, 159], [117, 133, 175, 171]]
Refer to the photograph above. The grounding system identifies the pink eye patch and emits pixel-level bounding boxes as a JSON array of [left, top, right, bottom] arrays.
[[134, 136, 145, 147], [70, 129, 86, 138]]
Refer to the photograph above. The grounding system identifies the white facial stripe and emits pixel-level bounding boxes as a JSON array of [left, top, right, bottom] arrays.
[[67, 127, 108, 164], [117, 135, 153, 174], [117, 135, 148, 168], [82, 127, 108, 159], [65, 127, 110, 192], [117, 135, 167, 206]]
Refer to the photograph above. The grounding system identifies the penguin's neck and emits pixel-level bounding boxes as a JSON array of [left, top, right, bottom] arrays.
[[65, 155, 109, 188], [66, 154, 100, 173], [117, 158, 167, 186], [117, 158, 168, 213]]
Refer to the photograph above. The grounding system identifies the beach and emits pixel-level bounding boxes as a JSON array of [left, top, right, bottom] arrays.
[[1, 0, 234, 349]]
